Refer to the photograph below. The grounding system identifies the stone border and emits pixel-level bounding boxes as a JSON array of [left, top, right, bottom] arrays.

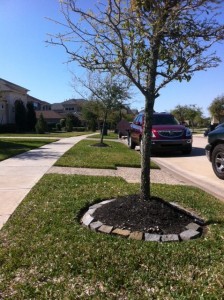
[[81, 199, 205, 242]]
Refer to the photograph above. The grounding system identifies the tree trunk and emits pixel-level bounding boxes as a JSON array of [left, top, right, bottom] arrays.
[[140, 95, 155, 201], [140, 42, 160, 200], [100, 111, 108, 144]]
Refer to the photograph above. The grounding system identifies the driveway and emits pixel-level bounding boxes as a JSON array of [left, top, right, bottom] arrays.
[[152, 135, 224, 202]]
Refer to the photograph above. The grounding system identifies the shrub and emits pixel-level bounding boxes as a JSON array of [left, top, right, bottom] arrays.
[[56, 123, 61, 131], [72, 127, 86, 132], [35, 114, 48, 134], [0, 123, 17, 133]]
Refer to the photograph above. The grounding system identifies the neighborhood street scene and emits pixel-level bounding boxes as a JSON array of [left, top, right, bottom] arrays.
[[1, 0, 224, 299]]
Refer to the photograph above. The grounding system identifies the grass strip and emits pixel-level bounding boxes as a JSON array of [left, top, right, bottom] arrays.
[[0, 131, 92, 138], [0, 174, 224, 299], [0, 138, 58, 161], [88, 132, 119, 139], [55, 139, 158, 169]]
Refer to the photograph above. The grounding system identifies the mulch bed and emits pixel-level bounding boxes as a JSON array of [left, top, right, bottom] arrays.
[[93, 194, 199, 234]]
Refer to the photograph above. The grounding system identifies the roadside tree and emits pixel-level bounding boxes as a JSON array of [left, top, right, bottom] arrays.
[[72, 72, 131, 144], [82, 100, 101, 131], [208, 95, 224, 123], [48, 0, 224, 200]]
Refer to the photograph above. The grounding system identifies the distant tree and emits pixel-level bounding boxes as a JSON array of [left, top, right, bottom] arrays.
[[171, 104, 203, 131], [15, 100, 27, 132], [208, 95, 224, 123], [49, 0, 224, 200], [170, 105, 186, 124], [185, 105, 203, 131], [26, 101, 37, 131], [82, 104, 97, 132], [71, 72, 131, 144], [82, 99, 103, 131], [65, 114, 74, 132], [72, 114, 82, 127], [89, 74, 131, 144], [60, 118, 66, 128], [35, 113, 47, 134]]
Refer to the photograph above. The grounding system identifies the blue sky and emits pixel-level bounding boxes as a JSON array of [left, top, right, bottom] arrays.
[[1, 0, 223, 117]]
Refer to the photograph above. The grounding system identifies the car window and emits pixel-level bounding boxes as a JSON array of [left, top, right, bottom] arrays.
[[152, 114, 179, 125], [134, 115, 143, 125], [138, 115, 143, 124], [133, 116, 139, 124]]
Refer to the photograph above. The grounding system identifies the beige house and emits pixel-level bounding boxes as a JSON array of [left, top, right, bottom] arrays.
[[0, 78, 30, 124], [0, 78, 50, 125], [51, 99, 86, 114]]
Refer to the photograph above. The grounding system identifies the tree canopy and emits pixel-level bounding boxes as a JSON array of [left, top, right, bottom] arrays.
[[208, 94, 224, 123], [171, 104, 203, 129], [48, 0, 224, 200]]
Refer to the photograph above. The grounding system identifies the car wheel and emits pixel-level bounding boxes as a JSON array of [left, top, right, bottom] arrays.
[[211, 144, 224, 180], [129, 138, 136, 149]]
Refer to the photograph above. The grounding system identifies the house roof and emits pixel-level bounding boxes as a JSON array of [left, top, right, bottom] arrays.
[[0, 78, 29, 94], [27, 95, 50, 105], [62, 98, 86, 105], [36, 110, 62, 120]]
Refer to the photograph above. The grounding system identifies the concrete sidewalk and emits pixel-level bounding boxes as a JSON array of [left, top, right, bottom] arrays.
[[0, 135, 89, 229]]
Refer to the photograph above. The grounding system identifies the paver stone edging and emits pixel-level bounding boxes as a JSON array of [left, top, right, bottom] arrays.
[[81, 199, 205, 242]]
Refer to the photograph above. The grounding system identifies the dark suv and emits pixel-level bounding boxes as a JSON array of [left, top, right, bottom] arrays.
[[129, 112, 192, 154], [205, 123, 224, 179]]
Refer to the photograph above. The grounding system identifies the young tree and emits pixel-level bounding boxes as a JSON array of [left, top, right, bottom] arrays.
[[90, 75, 131, 144], [208, 95, 224, 123], [35, 113, 47, 134], [82, 100, 101, 131], [15, 99, 27, 132], [48, 0, 224, 200], [72, 72, 131, 144], [65, 113, 74, 132], [26, 101, 37, 132]]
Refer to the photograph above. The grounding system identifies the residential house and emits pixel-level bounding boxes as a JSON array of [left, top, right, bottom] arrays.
[[0, 78, 51, 125], [51, 99, 86, 114], [35, 110, 62, 125], [0, 78, 30, 124]]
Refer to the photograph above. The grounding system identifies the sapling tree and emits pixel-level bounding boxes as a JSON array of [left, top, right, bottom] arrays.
[[48, 0, 224, 200], [72, 72, 131, 144]]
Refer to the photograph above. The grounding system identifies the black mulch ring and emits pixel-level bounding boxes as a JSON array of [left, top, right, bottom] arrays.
[[93, 194, 201, 235]]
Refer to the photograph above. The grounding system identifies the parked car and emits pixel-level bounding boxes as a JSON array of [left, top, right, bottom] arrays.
[[203, 123, 219, 137], [205, 123, 224, 179], [128, 111, 192, 154], [116, 119, 131, 138]]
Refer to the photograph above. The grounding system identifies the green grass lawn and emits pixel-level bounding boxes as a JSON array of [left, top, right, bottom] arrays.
[[89, 132, 119, 139], [55, 139, 159, 169], [0, 174, 224, 299], [0, 131, 92, 138], [0, 138, 58, 161]]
